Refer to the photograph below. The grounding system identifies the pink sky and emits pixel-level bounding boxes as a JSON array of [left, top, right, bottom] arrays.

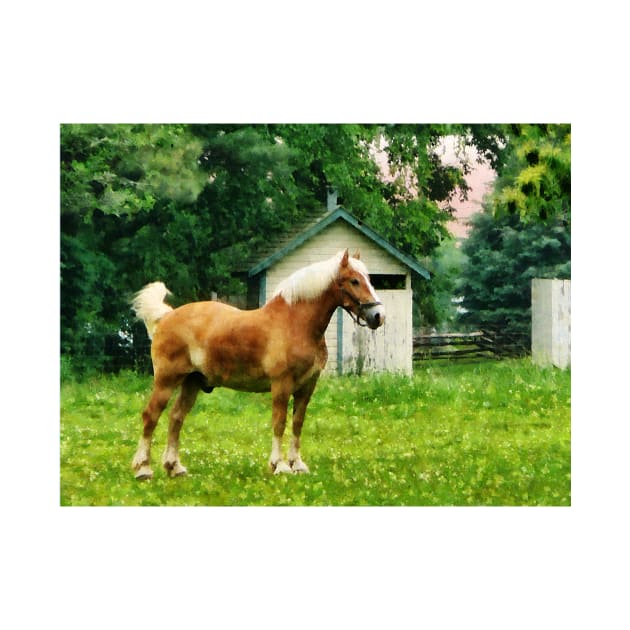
[[436, 135, 496, 239], [372, 135, 496, 239]]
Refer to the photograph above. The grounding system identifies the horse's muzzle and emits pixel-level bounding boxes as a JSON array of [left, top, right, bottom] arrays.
[[363, 303, 385, 330]]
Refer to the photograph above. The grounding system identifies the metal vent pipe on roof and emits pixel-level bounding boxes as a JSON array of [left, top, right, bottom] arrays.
[[327, 187, 338, 211]]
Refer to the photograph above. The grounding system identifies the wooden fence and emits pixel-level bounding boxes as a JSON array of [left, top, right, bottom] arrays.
[[413, 330, 529, 361]]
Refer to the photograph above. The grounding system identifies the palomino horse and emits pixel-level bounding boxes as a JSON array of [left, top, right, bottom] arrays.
[[131, 249, 385, 479]]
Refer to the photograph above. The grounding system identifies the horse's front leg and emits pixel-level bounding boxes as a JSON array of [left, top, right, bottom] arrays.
[[288, 375, 319, 473], [268, 379, 292, 474]]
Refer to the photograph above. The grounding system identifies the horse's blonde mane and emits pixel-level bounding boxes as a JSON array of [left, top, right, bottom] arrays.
[[272, 251, 368, 305]]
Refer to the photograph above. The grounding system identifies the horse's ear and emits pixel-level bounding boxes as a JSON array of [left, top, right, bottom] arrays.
[[353, 250, 361, 260], [341, 249, 349, 267]]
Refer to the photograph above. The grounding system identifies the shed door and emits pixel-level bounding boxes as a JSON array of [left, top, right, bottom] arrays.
[[339, 289, 412, 375]]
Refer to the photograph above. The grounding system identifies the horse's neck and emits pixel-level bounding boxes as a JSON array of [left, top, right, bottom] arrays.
[[306, 288, 340, 338], [268, 288, 339, 339]]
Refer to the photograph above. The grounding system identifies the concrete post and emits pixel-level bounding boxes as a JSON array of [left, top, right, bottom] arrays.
[[531, 279, 571, 369]]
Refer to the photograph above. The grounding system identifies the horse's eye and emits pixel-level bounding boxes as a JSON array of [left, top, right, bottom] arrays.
[[350, 278, 360, 287]]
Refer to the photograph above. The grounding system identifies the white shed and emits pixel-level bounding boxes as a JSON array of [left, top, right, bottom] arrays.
[[242, 207, 430, 375]]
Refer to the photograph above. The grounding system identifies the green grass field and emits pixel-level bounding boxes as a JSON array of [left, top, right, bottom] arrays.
[[60, 359, 570, 506]]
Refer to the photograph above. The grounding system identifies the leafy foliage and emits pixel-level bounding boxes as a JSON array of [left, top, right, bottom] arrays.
[[421, 238, 468, 329], [60, 124, 206, 219], [61, 123, 508, 371], [489, 124, 571, 224], [455, 124, 571, 340], [458, 210, 570, 338]]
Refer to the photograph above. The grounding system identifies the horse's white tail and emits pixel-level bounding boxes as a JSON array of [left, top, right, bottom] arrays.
[[132, 281, 173, 339]]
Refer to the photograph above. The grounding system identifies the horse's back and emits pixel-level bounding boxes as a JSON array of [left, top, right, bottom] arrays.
[[159, 300, 240, 331], [152, 300, 272, 389]]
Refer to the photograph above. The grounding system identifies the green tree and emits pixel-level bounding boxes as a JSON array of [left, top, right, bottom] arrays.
[[61, 123, 510, 372], [457, 211, 570, 340], [60, 124, 206, 219], [269, 123, 508, 259], [487, 124, 571, 224], [456, 124, 571, 343], [186, 124, 302, 291], [61, 124, 207, 370], [422, 237, 468, 330]]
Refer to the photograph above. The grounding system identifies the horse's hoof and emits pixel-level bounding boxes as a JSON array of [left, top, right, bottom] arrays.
[[272, 460, 292, 474], [169, 466, 188, 478], [290, 460, 310, 474], [164, 462, 187, 478], [135, 466, 154, 481]]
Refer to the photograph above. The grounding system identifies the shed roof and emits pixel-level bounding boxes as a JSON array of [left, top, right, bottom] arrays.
[[246, 207, 430, 280]]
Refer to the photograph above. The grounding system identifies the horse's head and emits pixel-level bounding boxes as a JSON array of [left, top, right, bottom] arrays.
[[337, 249, 386, 330]]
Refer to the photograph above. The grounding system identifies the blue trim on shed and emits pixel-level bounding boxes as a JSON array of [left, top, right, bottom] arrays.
[[336, 307, 344, 375], [247, 207, 430, 280]]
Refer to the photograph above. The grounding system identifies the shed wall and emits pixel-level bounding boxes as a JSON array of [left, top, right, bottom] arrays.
[[340, 289, 412, 375]]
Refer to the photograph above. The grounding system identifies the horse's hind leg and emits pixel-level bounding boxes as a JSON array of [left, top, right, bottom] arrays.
[[162, 373, 202, 477], [132, 378, 176, 480], [288, 375, 318, 473]]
